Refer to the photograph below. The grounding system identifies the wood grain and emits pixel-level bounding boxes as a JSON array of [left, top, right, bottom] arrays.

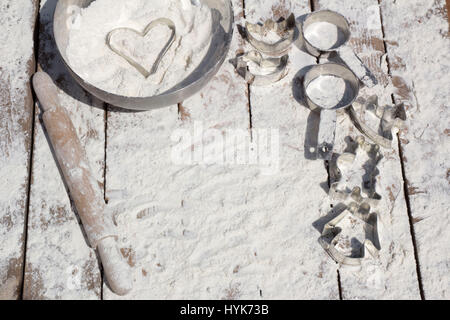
[[245, 0, 340, 299], [0, 0, 38, 300], [103, 0, 251, 299], [446, 0, 450, 26], [315, 0, 421, 299], [0, 0, 444, 300], [23, 0, 104, 300], [381, 0, 450, 299]]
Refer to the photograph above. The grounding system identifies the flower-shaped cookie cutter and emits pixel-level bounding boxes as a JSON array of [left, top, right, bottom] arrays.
[[244, 13, 296, 56], [329, 136, 383, 207], [231, 50, 289, 86], [106, 18, 176, 78], [348, 96, 407, 148], [319, 202, 380, 266]]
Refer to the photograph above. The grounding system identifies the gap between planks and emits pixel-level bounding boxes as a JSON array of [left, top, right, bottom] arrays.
[[377, 0, 425, 300], [20, 0, 41, 300], [21, 0, 106, 299], [19, 0, 429, 300], [242, 1, 253, 137], [242, 0, 341, 299], [308, 0, 342, 300], [311, 0, 423, 299], [101, 104, 109, 300]]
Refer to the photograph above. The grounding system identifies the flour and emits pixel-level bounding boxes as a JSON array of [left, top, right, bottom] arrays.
[[332, 213, 368, 258], [0, 0, 35, 299], [2, 0, 449, 300], [66, 0, 212, 97], [380, 0, 450, 299], [306, 75, 347, 109], [304, 21, 343, 51]]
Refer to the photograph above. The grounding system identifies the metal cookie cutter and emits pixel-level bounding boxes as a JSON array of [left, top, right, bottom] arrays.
[[232, 51, 289, 86], [303, 63, 360, 160], [349, 96, 407, 148], [319, 202, 380, 266], [106, 18, 177, 78], [244, 13, 296, 56], [329, 136, 383, 207], [299, 10, 377, 88]]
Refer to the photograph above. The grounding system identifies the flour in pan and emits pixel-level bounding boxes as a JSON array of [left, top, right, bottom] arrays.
[[66, 0, 212, 97]]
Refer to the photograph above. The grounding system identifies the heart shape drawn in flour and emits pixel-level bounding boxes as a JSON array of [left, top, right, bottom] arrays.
[[106, 18, 176, 78]]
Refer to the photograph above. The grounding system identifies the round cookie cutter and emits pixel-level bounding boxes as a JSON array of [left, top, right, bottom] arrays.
[[53, 0, 234, 111], [299, 10, 377, 88], [303, 63, 360, 160]]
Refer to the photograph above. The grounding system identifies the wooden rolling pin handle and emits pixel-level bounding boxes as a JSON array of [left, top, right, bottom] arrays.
[[32, 72, 133, 296], [33, 71, 113, 247]]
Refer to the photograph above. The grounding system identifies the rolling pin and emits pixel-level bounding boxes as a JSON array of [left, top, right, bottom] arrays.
[[32, 72, 133, 296]]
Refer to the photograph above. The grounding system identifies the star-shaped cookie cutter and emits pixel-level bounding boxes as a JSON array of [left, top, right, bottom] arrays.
[[106, 18, 176, 78], [348, 95, 407, 148], [319, 202, 380, 266], [231, 50, 289, 86], [243, 13, 296, 56]]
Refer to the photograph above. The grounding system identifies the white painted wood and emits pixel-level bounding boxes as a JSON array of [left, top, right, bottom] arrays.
[[103, 0, 256, 299], [0, 0, 445, 300], [244, 0, 340, 299], [316, 0, 421, 299], [23, 0, 103, 300], [381, 0, 450, 300], [0, 0, 38, 300]]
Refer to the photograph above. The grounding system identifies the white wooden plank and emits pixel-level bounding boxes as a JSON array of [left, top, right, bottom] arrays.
[[0, 0, 38, 300], [23, 0, 103, 300], [244, 0, 340, 299], [315, 0, 421, 299], [103, 0, 254, 299], [381, 0, 450, 300]]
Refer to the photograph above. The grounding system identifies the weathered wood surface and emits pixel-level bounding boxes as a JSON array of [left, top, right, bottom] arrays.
[[0, 0, 448, 300], [0, 0, 38, 300], [315, 0, 421, 299], [103, 0, 254, 299], [23, 0, 103, 299], [244, 0, 340, 299], [381, 0, 450, 300]]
